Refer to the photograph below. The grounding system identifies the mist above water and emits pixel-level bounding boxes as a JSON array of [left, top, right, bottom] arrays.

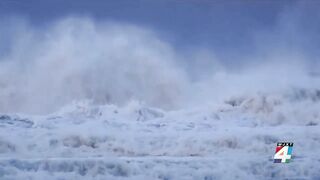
[[0, 17, 319, 114]]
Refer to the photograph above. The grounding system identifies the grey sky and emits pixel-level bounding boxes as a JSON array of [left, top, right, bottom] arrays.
[[0, 0, 320, 65]]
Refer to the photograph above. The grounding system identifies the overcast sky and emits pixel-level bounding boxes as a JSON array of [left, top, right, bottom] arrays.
[[0, 0, 320, 66]]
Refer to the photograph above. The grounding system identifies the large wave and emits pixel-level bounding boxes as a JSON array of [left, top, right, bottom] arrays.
[[0, 17, 319, 114]]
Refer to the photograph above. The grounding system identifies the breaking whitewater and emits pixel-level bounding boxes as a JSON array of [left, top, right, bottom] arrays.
[[0, 18, 320, 179]]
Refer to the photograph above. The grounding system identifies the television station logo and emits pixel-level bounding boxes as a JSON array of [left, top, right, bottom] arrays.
[[274, 142, 293, 163]]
